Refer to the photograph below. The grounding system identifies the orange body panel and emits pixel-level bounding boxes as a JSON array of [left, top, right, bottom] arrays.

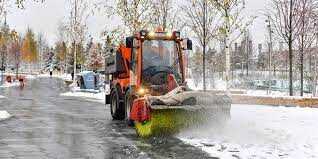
[[110, 31, 186, 95], [130, 98, 151, 122]]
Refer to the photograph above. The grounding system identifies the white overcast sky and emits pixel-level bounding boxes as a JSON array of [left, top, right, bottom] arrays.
[[6, 0, 269, 46]]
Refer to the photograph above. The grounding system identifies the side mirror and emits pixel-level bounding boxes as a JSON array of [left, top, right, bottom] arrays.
[[126, 37, 134, 48], [183, 39, 192, 50], [187, 39, 193, 50]]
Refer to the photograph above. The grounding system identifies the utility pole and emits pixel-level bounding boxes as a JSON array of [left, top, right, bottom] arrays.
[[266, 16, 273, 95], [202, 0, 207, 91]]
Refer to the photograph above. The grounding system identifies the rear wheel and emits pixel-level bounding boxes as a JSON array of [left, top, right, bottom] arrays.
[[110, 87, 125, 120], [125, 91, 135, 126]]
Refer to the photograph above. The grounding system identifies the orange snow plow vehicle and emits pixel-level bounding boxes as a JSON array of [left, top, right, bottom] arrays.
[[105, 28, 231, 137]]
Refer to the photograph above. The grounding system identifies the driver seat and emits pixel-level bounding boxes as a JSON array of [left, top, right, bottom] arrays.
[[167, 74, 179, 92]]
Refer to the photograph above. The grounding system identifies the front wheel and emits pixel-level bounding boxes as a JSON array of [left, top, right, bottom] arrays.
[[125, 91, 135, 126], [110, 88, 125, 120]]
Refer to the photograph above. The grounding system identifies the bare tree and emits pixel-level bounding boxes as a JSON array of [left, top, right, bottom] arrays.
[[314, 22, 318, 96], [0, 0, 44, 20], [56, 20, 69, 73], [295, 0, 317, 96], [9, 30, 21, 78], [99, 0, 152, 35], [66, 0, 90, 82], [268, 0, 302, 96], [150, 0, 171, 30], [182, 0, 221, 91], [57, 20, 69, 42], [37, 32, 48, 71], [149, 0, 183, 31], [242, 30, 253, 76], [210, 0, 255, 94], [312, 2, 318, 96]]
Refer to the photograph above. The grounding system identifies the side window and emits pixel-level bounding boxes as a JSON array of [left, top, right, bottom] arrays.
[[131, 47, 137, 73], [130, 41, 138, 86]]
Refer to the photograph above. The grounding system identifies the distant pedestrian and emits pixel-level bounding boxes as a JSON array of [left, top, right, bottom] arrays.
[[49, 68, 53, 77], [71, 72, 74, 80], [19, 78, 24, 89]]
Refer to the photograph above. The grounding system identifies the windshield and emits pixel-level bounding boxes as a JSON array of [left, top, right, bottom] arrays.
[[142, 40, 178, 69], [142, 40, 182, 86]]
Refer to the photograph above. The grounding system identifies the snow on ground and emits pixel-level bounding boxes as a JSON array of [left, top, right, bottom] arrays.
[[0, 73, 38, 88], [60, 87, 105, 104], [187, 78, 317, 99], [245, 90, 317, 99], [246, 90, 288, 97], [187, 78, 226, 90], [0, 95, 5, 98], [0, 81, 21, 88], [38, 73, 72, 81], [178, 104, 318, 159], [0, 111, 12, 121], [25, 74, 37, 80]]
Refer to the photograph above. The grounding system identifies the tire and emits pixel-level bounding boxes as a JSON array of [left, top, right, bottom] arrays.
[[125, 90, 135, 126], [110, 87, 125, 120]]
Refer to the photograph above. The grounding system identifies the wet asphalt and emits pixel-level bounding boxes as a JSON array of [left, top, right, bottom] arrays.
[[0, 77, 215, 159]]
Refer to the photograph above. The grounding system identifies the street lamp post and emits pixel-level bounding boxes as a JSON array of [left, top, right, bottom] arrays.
[[266, 16, 273, 95]]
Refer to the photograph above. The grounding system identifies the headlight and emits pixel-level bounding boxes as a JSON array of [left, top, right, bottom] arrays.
[[137, 87, 149, 96]]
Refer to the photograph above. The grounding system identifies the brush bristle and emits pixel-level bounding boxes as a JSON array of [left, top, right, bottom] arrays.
[[135, 109, 205, 137]]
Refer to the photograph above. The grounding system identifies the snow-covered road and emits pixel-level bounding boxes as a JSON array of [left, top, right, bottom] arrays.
[[178, 104, 318, 159]]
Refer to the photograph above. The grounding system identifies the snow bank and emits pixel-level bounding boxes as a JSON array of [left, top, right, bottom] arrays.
[[58, 74, 105, 103], [38, 73, 72, 81], [178, 104, 318, 159], [60, 90, 105, 104], [0, 81, 20, 88], [245, 90, 318, 99], [25, 74, 37, 80], [0, 111, 12, 121], [0, 95, 5, 98]]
